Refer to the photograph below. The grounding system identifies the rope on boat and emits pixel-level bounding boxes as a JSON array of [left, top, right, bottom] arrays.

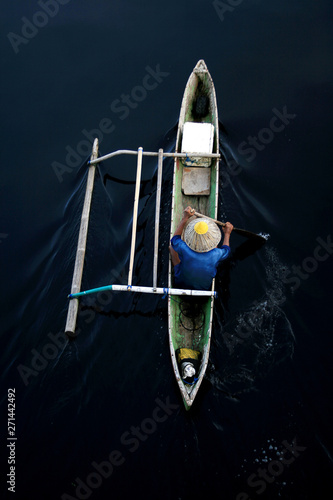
[[185, 153, 195, 165], [178, 299, 205, 350]]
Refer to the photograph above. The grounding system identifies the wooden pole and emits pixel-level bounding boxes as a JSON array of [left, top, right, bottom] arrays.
[[65, 138, 99, 337], [153, 149, 163, 289], [194, 211, 268, 241], [128, 147, 143, 287]]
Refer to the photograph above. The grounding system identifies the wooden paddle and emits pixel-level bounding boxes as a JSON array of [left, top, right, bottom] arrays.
[[194, 211, 268, 242]]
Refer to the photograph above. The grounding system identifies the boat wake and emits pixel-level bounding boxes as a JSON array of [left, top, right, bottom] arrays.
[[209, 247, 295, 399]]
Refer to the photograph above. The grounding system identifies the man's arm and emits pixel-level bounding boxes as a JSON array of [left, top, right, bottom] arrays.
[[173, 206, 195, 236], [222, 222, 233, 246]]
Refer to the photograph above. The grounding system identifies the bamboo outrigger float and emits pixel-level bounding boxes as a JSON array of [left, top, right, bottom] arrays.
[[65, 60, 221, 409]]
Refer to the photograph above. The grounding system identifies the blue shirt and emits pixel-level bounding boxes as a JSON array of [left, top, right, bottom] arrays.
[[171, 235, 231, 290]]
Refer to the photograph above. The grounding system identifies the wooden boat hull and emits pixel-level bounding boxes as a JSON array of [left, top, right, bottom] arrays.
[[168, 60, 219, 409]]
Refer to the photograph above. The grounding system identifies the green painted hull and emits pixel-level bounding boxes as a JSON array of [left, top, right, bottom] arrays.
[[168, 60, 219, 409]]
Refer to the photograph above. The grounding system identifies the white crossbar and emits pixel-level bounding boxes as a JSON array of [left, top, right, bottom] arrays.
[[68, 284, 217, 299], [88, 149, 220, 165]]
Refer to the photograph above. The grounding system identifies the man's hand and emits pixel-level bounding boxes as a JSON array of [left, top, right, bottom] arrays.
[[183, 206, 195, 220], [222, 222, 233, 234], [173, 206, 196, 237], [222, 222, 233, 247]]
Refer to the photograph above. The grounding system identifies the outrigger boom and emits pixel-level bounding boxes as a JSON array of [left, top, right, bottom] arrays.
[[69, 285, 217, 299], [65, 139, 220, 336], [88, 149, 220, 165]]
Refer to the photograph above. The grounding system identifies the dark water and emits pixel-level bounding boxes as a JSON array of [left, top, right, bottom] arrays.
[[1, 1, 333, 499]]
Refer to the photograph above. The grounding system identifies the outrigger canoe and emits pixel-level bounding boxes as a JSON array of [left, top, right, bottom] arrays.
[[65, 60, 222, 410], [168, 59, 220, 410]]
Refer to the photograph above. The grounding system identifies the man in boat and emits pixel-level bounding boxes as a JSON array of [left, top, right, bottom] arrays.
[[169, 206, 233, 290]]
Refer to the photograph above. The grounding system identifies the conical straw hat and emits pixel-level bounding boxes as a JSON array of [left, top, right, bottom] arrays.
[[182, 216, 221, 252]]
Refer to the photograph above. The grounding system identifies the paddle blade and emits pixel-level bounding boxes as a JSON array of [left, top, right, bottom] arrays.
[[233, 227, 270, 241]]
